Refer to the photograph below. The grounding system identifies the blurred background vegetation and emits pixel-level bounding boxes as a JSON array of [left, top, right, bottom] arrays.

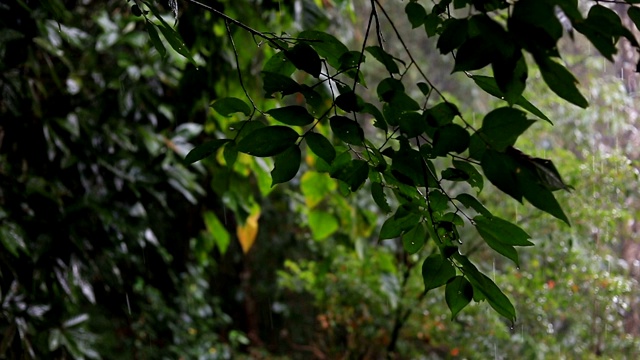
[[2, 0, 640, 358]]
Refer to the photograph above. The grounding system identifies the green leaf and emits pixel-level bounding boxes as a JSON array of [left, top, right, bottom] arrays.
[[432, 124, 470, 156], [475, 215, 533, 266], [424, 12, 443, 37], [227, 120, 266, 142], [308, 210, 339, 240], [363, 103, 388, 131], [301, 171, 336, 208], [211, 97, 251, 117], [236, 126, 299, 157], [330, 159, 369, 192], [452, 160, 484, 192], [203, 211, 230, 254], [397, 112, 426, 138], [629, 6, 640, 32], [474, 216, 532, 246], [492, 51, 528, 105], [285, 43, 321, 77], [437, 18, 468, 54], [472, 75, 551, 122], [422, 254, 456, 293], [271, 145, 301, 186], [267, 106, 315, 126], [330, 116, 364, 146], [425, 102, 459, 127], [402, 222, 428, 254], [377, 77, 404, 101], [417, 82, 430, 95], [335, 91, 364, 112], [223, 142, 238, 167], [366, 46, 400, 74], [379, 206, 422, 240], [452, 36, 494, 72], [405, 2, 427, 28], [154, 21, 195, 64], [184, 139, 231, 164], [371, 181, 391, 213], [455, 193, 492, 218], [263, 51, 296, 76], [445, 276, 473, 320], [261, 71, 301, 97], [481, 107, 535, 151], [529, 157, 572, 191], [517, 165, 570, 224], [299, 30, 349, 69], [455, 254, 516, 322], [305, 132, 336, 163], [481, 149, 522, 202], [145, 21, 166, 58], [536, 56, 588, 108]]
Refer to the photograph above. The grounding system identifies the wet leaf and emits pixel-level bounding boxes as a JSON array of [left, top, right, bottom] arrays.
[[455, 193, 492, 218], [267, 106, 315, 126], [445, 276, 473, 320], [236, 126, 299, 157], [536, 56, 588, 108], [285, 43, 321, 77], [402, 223, 428, 254], [371, 181, 391, 213], [432, 124, 470, 156], [271, 145, 301, 186], [184, 139, 231, 164], [481, 107, 535, 151], [237, 208, 260, 254], [366, 46, 401, 74], [422, 254, 456, 293], [211, 97, 251, 117], [330, 159, 368, 191], [305, 132, 336, 163], [405, 2, 426, 28], [330, 116, 364, 146], [379, 206, 422, 240]]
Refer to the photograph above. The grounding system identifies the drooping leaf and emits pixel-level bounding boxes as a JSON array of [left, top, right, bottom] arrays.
[[305, 132, 336, 163], [402, 222, 428, 254], [203, 211, 230, 254], [417, 82, 430, 95], [184, 139, 231, 164], [481, 149, 522, 201], [517, 165, 570, 224], [363, 103, 388, 131], [536, 56, 588, 108], [330, 116, 364, 146], [422, 254, 456, 293], [481, 107, 535, 151], [371, 181, 392, 213], [271, 145, 301, 186], [529, 157, 573, 191], [472, 75, 551, 122], [237, 208, 261, 254], [211, 97, 252, 117], [455, 254, 516, 322], [492, 51, 528, 105], [475, 215, 533, 266], [267, 106, 315, 126], [455, 193, 492, 218], [285, 43, 321, 77], [377, 77, 405, 101], [145, 21, 166, 58], [152, 19, 195, 64], [366, 46, 401, 74], [445, 276, 473, 320], [236, 126, 299, 157]]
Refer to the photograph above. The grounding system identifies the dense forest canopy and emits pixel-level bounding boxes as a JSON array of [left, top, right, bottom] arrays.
[[2, 0, 640, 358]]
